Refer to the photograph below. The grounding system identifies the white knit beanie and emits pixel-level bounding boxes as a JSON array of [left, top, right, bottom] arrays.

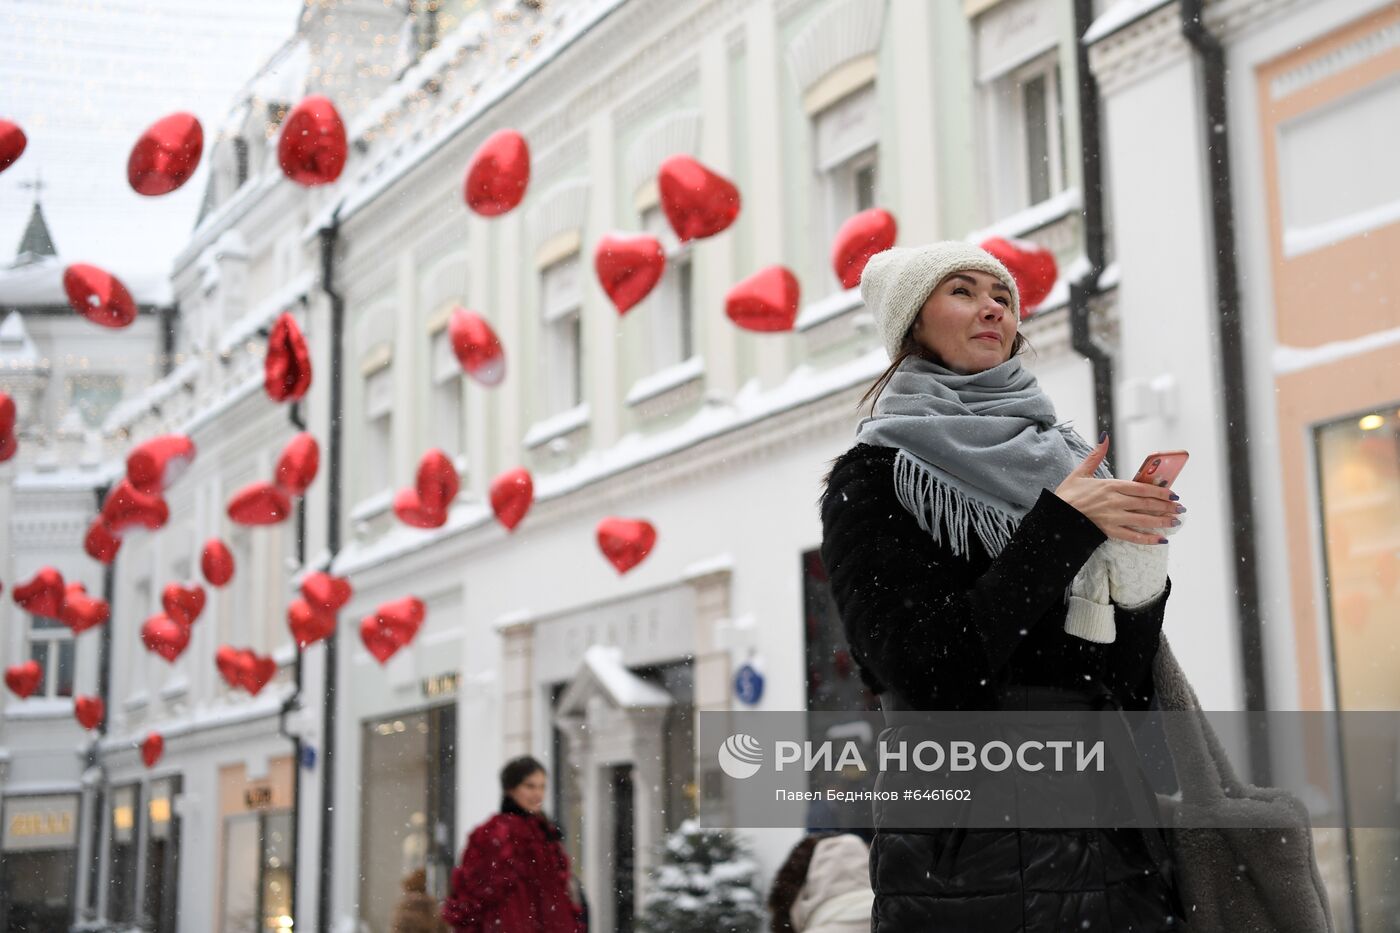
[[859, 242, 1021, 361]]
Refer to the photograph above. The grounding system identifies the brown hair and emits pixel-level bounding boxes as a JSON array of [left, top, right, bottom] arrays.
[[500, 755, 545, 792], [767, 833, 841, 932]]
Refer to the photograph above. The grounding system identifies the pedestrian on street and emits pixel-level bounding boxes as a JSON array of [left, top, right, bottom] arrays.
[[391, 867, 448, 933], [440, 755, 587, 932], [767, 833, 874, 933], [818, 241, 1189, 931]]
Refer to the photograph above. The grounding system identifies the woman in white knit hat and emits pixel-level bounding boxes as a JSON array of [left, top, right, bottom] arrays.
[[818, 242, 1189, 931]]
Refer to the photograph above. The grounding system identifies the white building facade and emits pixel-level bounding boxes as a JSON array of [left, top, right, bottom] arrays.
[[2, 0, 1397, 931]]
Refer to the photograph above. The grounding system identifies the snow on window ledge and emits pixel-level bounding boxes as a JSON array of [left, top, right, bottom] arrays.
[[625, 356, 705, 409], [123, 692, 150, 713], [4, 697, 74, 720], [523, 402, 591, 450], [966, 187, 1082, 245], [350, 486, 396, 525], [795, 287, 863, 332], [158, 678, 189, 703]]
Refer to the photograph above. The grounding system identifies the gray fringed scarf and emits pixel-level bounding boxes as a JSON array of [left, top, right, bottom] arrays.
[[854, 354, 1112, 604]]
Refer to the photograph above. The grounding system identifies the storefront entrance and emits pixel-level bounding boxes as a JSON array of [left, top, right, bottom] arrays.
[[0, 794, 79, 932], [358, 703, 457, 933]]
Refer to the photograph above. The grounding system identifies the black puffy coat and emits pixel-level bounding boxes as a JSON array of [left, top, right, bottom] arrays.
[[819, 443, 1188, 932]]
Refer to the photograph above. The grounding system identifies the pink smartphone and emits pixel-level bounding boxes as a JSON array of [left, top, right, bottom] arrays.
[[1132, 450, 1189, 488]]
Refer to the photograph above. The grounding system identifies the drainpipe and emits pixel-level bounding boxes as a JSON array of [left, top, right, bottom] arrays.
[[84, 482, 115, 918], [1069, 0, 1115, 445], [1179, 0, 1271, 785], [279, 397, 307, 930], [315, 206, 344, 933]]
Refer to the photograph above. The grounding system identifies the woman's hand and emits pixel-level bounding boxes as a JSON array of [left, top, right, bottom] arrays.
[[1054, 435, 1184, 544]]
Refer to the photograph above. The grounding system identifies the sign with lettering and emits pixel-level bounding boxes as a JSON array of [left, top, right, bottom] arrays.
[[421, 671, 460, 699], [244, 786, 273, 810], [533, 585, 695, 685], [3, 795, 79, 852]]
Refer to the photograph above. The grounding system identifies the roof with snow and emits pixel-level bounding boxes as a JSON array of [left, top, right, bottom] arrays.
[[555, 646, 675, 716]]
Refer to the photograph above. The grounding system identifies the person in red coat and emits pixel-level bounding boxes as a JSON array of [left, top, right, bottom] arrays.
[[441, 755, 587, 932]]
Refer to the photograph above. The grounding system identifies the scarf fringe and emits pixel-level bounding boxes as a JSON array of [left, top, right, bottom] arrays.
[[893, 450, 1021, 561], [894, 424, 1110, 608]]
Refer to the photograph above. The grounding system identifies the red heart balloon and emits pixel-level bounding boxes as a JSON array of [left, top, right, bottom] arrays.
[[161, 582, 206, 627], [275, 432, 320, 496], [447, 307, 506, 387], [489, 467, 534, 532], [725, 265, 800, 333], [392, 490, 447, 529], [594, 233, 666, 314], [4, 660, 42, 699], [0, 391, 16, 463], [264, 312, 312, 403], [657, 155, 741, 242], [376, 596, 426, 645], [126, 434, 196, 494], [831, 208, 898, 289], [288, 599, 337, 648], [596, 517, 658, 574], [128, 112, 203, 196], [201, 538, 235, 587], [84, 519, 122, 564], [141, 614, 190, 663], [100, 479, 170, 537], [278, 95, 347, 186], [74, 694, 105, 730], [979, 236, 1058, 314], [141, 732, 164, 768], [463, 129, 530, 217], [13, 567, 65, 618], [227, 482, 293, 526], [215, 645, 245, 689], [0, 391, 14, 436], [394, 450, 458, 528], [60, 583, 109, 633], [415, 449, 459, 514], [360, 614, 402, 664], [0, 120, 26, 173], [301, 571, 352, 612], [63, 264, 138, 329], [242, 654, 277, 696]]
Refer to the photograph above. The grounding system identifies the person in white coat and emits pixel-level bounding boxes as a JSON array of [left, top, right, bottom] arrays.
[[768, 833, 874, 933]]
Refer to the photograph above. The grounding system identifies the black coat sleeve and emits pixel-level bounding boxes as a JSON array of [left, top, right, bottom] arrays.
[[820, 445, 1107, 709], [1102, 575, 1172, 712]]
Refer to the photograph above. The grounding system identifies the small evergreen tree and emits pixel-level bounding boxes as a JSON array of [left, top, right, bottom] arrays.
[[636, 819, 764, 933]]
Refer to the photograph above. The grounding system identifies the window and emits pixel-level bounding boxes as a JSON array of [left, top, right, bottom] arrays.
[[814, 82, 880, 291], [430, 327, 465, 461], [66, 373, 123, 429], [0, 795, 81, 932], [108, 784, 141, 924], [365, 362, 394, 496], [359, 705, 457, 933], [143, 777, 181, 933], [540, 255, 583, 416], [221, 810, 292, 933], [28, 615, 74, 699], [640, 207, 695, 371], [984, 52, 1067, 218]]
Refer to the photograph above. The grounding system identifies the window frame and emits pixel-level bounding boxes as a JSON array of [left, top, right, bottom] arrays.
[[539, 254, 585, 416], [812, 81, 880, 294], [28, 614, 75, 699], [639, 206, 696, 373], [983, 50, 1068, 219]]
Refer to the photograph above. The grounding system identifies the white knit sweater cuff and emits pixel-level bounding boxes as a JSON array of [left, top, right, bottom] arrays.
[[1064, 595, 1117, 644]]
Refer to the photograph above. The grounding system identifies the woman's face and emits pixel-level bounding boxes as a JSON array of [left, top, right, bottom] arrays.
[[909, 269, 1016, 374], [508, 770, 547, 813]]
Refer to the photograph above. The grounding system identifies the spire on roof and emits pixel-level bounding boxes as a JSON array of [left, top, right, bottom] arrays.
[[16, 173, 57, 260]]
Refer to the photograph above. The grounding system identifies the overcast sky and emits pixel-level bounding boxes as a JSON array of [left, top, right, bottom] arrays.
[[0, 0, 304, 282]]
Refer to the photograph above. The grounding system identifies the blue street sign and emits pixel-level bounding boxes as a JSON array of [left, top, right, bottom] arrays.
[[734, 663, 764, 706]]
